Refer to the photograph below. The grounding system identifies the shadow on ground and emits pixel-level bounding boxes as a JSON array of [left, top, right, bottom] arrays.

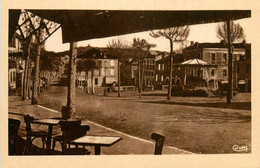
[[142, 93, 167, 96], [143, 101, 251, 110], [10, 136, 63, 155]]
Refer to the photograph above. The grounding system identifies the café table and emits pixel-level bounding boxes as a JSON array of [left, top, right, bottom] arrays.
[[70, 135, 122, 155], [31, 118, 60, 154]]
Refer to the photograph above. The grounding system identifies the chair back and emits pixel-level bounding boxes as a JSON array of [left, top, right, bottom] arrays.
[[60, 120, 83, 144], [60, 120, 90, 154], [151, 133, 165, 155], [24, 115, 34, 136], [9, 118, 21, 155]]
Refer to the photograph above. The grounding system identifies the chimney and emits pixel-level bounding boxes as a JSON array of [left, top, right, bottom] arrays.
[[220, 40, 227, 46], [242, 39, 246, 47], [195, 42, 199, 48], [190, 41, 194, 46], [163, 52, 166, 59]]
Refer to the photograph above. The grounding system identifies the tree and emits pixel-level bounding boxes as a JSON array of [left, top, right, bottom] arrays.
[[90, 60, 101, 95], [16, 10, 59, 104], [76, 59, 87, 91], [150, 26, 190, 100], [40, 49, 62, 90], [132, 38, 156, 98], [107, 39, 129, 97], [77, 59, 101, 95], [216, 21, 245, 43], [18, 33, 42, 103], [16, 11, 37, 100], [19, 37, 31, 100], [15, 11, 42, 104], [217, 21, 245, 104], [77, 59, 99, 93], [31, 33, 43, 104]]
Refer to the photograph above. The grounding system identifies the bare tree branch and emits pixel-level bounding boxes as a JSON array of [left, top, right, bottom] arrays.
[[216, 21, 245, 43], [132, 38, 156, 98], [149, 26, 190, 100]]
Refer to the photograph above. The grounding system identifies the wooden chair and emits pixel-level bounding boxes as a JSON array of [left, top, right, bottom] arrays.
[[23, 115, 48, 155], [51, 133, 63, 154], [151, 133, 165, 155], [51, 119, 81, 153], [59, 120, 91, 155], [9, 118, 21, 155]]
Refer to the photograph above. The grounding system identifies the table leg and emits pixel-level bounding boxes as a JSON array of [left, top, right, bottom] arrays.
[[94, 145, 101, 155], [46, 125, 53, 154]]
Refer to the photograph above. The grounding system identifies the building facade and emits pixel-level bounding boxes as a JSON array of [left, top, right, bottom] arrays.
[[182, 42, 251, 92], [76, 48, 118, 88], [143, 51, 157, 90], [8, 33, 24, 95], [154, 52, 184, 90]]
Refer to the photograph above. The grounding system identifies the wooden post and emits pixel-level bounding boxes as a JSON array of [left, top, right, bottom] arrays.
[[66, 42, 77, 118], [227, 20, 233, 104], [31, 44, 41, 105]]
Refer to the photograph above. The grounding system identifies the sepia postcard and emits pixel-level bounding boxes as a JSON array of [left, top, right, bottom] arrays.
[[1, 0, 260, 167]]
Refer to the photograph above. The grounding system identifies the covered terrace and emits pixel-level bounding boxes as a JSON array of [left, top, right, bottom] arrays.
[[10, 10, 251, 116]]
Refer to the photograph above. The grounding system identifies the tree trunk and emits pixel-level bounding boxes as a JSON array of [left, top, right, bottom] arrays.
[[167, 39, 173, 100], [87, 71, 90, 94], [91, 70, 95, 95], [84, 71, 87, 93], [46, 71, 48, 90], [138, 59, 142, 98], [31, 45, 41, 105], [22, 44, 30, 101], [27, 59, 32, 99], [141, 52, 149, 91], [66, 42, 77, 118], [118, 60, 121, 97], [81, 73, 84, 91], [227, 20, 233, 104], [141, 58, 145, 91], [235, 58, 238, 89], [38, 71, 41, 94], [47, 71, 53, 90]]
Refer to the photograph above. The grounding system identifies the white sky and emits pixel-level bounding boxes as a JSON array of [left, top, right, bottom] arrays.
[[45, 18, 252, 53]]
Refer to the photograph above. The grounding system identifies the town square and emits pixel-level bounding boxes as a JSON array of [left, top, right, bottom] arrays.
[[2, 3, 259, 168]]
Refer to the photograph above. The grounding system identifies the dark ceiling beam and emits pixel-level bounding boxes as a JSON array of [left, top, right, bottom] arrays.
[[27, 10, 251, 43]]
